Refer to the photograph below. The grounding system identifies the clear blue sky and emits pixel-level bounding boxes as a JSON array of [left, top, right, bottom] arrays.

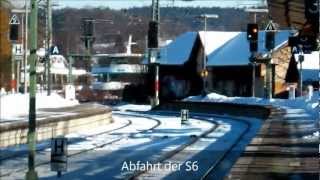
[[55, 0, 265, 9]]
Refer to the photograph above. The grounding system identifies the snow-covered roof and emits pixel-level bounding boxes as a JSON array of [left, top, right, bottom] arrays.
[[150, 30, 292, 66], [198, 31, 240, 56], [154, 32, 198, 65], [207, 30, 292, 66], [295, 51, 319, 81]]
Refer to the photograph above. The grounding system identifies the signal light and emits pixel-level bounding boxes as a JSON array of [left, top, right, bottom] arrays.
[[148, 21, 158, 48], [9, 24, 19, 41], [247, 23, 258, 41], [81, 18, 94, 37], [265, 31, 275, 50], [201, 69, 208, 77]]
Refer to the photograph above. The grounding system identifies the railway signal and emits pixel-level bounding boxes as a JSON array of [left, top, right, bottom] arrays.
[[265, 21, 277, 51], [148, 21, 159, 49], [247, 23, 258, 52], [247, 23, 258, 41], [81, 18, 95, 49], [9, 14, 20, 41]]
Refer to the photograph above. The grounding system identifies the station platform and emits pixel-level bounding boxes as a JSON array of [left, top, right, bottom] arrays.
[[227, 107, 319, 179], [0, 103, 112, 147]]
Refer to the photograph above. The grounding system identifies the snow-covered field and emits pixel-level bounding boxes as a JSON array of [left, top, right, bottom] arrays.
[[0, 92, 79, 121]]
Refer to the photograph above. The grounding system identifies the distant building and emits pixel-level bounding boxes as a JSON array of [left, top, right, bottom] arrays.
[[151, 31, 300, 99], [295, 51, 319, 90]]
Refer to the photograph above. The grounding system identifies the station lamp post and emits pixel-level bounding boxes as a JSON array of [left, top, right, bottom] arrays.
[[196, 14, 218, 96]]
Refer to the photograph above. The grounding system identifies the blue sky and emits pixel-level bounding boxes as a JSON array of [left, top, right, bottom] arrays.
[[55, 0, 265, 9]]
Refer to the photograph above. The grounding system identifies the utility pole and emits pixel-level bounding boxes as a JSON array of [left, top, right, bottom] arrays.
[[152, 0, 160, 23], [11, 45, 16, 93], [245, 8, 268, 97], [9, 13, 20, 94], [25, 0, 38, 178], [24, 0, 29, 94], [68, 55, 73, 84], [46, 0, 52, 96]]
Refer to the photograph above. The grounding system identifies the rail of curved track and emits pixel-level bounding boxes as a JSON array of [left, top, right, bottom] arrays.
[[0, 117, 132, 162], [127, 110, 253, 180], [0, 113, 161, 177], [1, 101, 260, 179]]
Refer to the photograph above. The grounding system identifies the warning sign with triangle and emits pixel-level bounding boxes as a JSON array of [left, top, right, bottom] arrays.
[[265, 21, 277, 32], [9, 14, 20, 25]]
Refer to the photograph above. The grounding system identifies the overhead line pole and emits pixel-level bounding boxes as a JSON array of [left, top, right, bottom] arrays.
[[24, 0, 29, 94], [149, 0, 160, 106], [47, 0, 52, 96], [26, 0, 38, 178]]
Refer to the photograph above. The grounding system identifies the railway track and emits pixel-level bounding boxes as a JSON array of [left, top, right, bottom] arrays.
[[126, 110, 255, 180], [1, 101, 274, 179], [0, 117, 132, 162], [0, 113, 162, 178], [141, 101, 318, 180]]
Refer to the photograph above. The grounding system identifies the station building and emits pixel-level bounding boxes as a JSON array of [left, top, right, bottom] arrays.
[[151, 31, 301, 100]]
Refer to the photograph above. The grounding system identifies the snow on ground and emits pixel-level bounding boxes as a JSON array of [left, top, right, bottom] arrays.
[[0, 112, 216, 179], [0, 92, 79, 121], [185, 92, 319, 140], [184, 92, 319, 118], [112, 103, 152, 112]]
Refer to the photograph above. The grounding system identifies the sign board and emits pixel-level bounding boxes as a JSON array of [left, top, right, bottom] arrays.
[[9, 14, 20, 25], [12, 44, 23, 56], [265, 21, 277, 32], [181, 109, 189, 124], [50, 45, 60, 55], [15, 55, 23, 61], [51, 137, 68, 172]]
